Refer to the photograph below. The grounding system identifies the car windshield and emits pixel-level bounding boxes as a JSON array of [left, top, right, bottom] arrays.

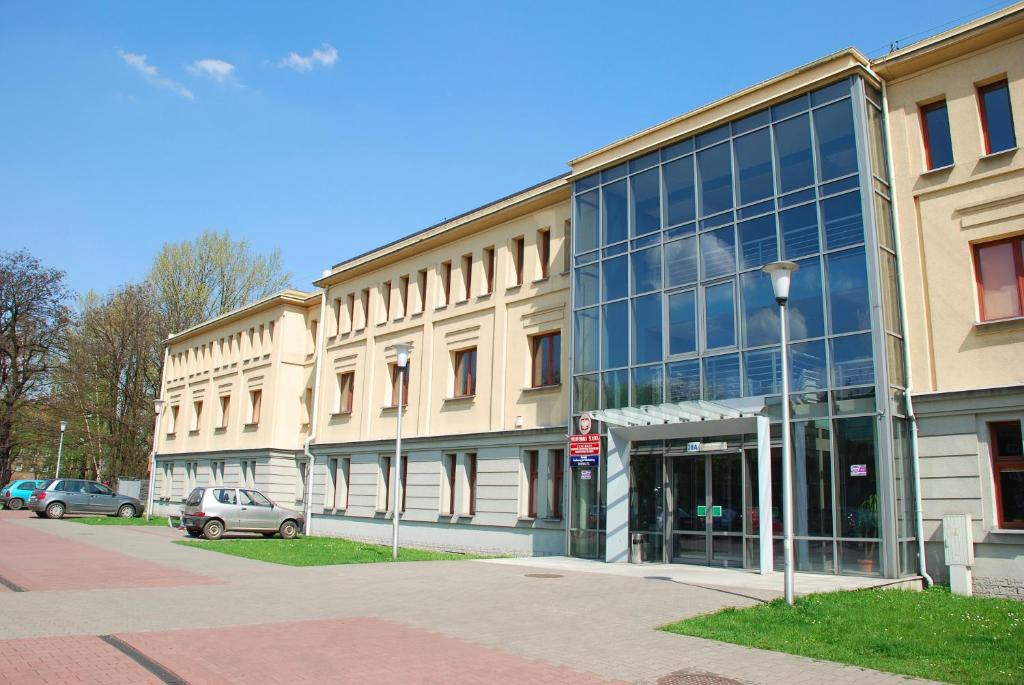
[[185, 488, 205, 506]]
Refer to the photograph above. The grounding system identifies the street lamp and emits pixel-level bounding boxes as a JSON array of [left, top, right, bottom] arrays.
[[391, 343, 411, 560], [55, 421, 68, 479], [146, 399, 166, 520], [763, 260, 799, 606]]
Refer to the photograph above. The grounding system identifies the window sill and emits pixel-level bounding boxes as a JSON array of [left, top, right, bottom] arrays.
[[980, 146, 1017, 161], [435, 304, 449, 311], [477, 292, 493, 301], [214, 427, 227, 434], [532, 276, 550, 285], [522, 383, 562, 394], [454, 298, 470, 306], [409, 311, 423, 319], [330, 410, 353, 417], [188, 430, 199, 436], [506, 284, 523, 293], [542, 516, 563, 523], [920, 163, 954, 176], [974, 316, 1024, 334], [991, 528, 1024, 535], [517, 516, 537, 523], [243, 422, 260, 429], [165, 432, 176, 438], [381, 404, 408, 412], [444, 394, 475, 404]]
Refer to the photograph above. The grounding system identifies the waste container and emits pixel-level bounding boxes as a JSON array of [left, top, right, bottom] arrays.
[[630, 533, 645, 563]]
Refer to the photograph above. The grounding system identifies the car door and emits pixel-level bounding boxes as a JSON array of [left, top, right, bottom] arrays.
[[238, 489, 275, 530], [59, 480, 90, 513], [87, 482, 118, 513]]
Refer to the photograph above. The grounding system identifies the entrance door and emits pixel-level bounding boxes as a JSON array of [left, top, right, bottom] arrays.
[[668, 453, 744, 567]]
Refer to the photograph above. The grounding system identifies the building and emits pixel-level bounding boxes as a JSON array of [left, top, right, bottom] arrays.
[[152, 3, 1024, 588], [874, 4, 1024, 597]]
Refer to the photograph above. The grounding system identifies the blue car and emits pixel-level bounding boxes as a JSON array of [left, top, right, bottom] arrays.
[[1, 480, 51, 511]]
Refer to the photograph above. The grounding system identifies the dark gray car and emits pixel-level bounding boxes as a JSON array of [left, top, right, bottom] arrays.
[[28, 479, 143, 519]]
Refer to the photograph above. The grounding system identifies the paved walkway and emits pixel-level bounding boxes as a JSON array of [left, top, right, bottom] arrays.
[[0, 510, 932, 684]]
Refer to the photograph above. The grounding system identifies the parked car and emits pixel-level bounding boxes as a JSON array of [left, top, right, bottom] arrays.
[[28, 479, 143, 519], [180, 486, 304, 540], [1, 480, 51, 510]]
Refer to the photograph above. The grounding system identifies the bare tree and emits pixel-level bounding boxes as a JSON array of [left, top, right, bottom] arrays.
[[0, 251, 71, 484]]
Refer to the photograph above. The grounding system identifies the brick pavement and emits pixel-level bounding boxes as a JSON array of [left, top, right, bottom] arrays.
[[0, 512, 935, 684], [0, 635, 162, 685]]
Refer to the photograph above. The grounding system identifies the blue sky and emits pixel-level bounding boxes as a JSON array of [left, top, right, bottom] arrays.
[[0, 0, 1009, 297]]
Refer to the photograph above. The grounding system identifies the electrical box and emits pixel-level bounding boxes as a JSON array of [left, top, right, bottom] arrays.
[[942, 513, 974, 567]]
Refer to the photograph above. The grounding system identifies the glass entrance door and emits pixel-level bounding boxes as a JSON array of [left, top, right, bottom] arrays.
[[668, 452, 744, 567]]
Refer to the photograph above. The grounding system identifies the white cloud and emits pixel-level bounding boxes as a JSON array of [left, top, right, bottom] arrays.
[[187, 59, 236, 84], [278, 43, 338, 71], [118, 50, 194, 100]]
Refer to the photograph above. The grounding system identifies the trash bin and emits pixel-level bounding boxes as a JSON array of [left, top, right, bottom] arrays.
[[630, 533, 645, 563]]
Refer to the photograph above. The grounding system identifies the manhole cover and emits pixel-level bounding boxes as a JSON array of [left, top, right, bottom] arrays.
[[524, 573, 563, 579], [655, 672, 744, 685]]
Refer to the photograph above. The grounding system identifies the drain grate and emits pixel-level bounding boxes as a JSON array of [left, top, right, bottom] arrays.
[[655, 672, 744, 685], [524, 573, 563, 579]]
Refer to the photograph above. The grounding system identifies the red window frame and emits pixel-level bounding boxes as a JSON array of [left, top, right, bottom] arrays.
[[990, 421, 1024, 529], [338, 372, 355, 413], [484, 247, 495, 294], [527, 451, 539, 518], [920, 100, 949, 170], [454, 348, 476, 397], [390, 363, 410, 407], [973, 235, 1024, 321], [462, 254, 473, 300], [977, 80, 1014, 155], [467, 454, 477, 515], [550, 449, 564, 519], [441, 261, 452, 305], [513, 237, 525, 286], [538, 229, 551, 279], [531, 332, 561, 387]]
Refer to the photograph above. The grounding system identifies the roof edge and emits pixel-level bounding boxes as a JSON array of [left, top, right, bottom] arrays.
[[165, 288, 320, 345]]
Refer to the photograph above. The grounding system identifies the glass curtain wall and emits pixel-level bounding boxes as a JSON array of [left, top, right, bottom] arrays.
[[570, 76, 910, 575]]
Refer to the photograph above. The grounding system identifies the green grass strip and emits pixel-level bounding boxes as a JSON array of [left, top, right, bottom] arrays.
[[66, 515, 169, 526], [661, 587, 1024, 685]]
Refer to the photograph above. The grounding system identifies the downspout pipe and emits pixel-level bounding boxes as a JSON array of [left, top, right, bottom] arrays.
[[302, 282, 329, 536], [872, 71, 933, 587]]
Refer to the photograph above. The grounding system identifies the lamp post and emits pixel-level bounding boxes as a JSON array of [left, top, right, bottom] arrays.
[[146, 399, 165, 520], [391, 343, 411, 560], [763, 260, 799, 606], [55, 421, 67, 479]]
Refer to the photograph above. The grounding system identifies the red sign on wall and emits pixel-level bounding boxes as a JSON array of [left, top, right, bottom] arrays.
[[569, 434, 601, 457]]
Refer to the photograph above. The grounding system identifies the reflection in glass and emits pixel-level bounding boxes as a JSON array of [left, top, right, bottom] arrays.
[[705, 282, 736, 349], [700, 226, 736, 279], [879, 251, 900, 333], [821, 191, 863, 249], [833, 386, 875, 415], [603, 179, 628, 245], [602, 301, 628, 368], [874, 192, 894, 250], [814, 99, 858, 181], [738, 214, 778, 269], [922, 102, 953, 169], [744, 347, 781, 396], [574, 262, 599, 308], [629, 456, 664, 562], [830, 333, 874, 387], [667, 360, 701, 401], [976, 241, 1022, 319], [980, 81, 1016, 153], [788, 257, 824, 340], [603, 255, 628, 302], [602, 369, 629, 409], [668, 290, 696, 355], [631, 168, 661, 236], [631, 246, 662, 295], [575, 190, 600, 254], [792, 419, 833, 536], [664, 156, 696, 227], [573, 308, 598, 373], [703, 354, 741, 400], [827, 248, 871, 334], [740, 270, 779, 347], [573, 374, 599, 412], [835, 416, 879, 540], [779, 202, 819, 259], [665, 237, 698, 286], [887, 334, 906, 388], [734, 128, 774, 205], [632, 294, 663, 364], [774, 113, 814, 193], [789, 339, 827, 392], [698, 142, 734, 216], [632, 365, 663, 406]]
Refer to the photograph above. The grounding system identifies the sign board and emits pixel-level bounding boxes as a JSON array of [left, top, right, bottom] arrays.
[[569, 434, 600, 456], [711, 505, 723, 518], [850, 464, 868, 477], [578, 413, 593, 435], [696, 505, 707, 517], [686, 441, 730, 453], [686, 441, 701, 453], [580, 469, 593, 480], [570, 455, 600, 468]]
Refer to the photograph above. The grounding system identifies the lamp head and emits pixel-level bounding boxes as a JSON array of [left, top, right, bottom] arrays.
[[762, 261, 800, 304], [59, 420, 67, 433], [154, 398, 166, 416], [394, 343, 411, 369]]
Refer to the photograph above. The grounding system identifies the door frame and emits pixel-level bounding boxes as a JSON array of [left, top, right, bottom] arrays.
[[665, 450, 746, 568]]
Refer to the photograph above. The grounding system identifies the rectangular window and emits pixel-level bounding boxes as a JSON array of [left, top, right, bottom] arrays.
[[333, 298, 342, 335], [340, 457, 350, 508], [191, 400, 203, 432], [454, 348, 477, 397], [549, 449, 564, 519], [974, 236, 1024, 321], [381, 281, 391, 322], [168, 405, 179, 435], [444, 453, 457, 515], [531, 332, 561, 387], [538, 228, 551, 279], [242, 459, 256, 488], [249, 389, 262, 425], [417, 269, 428, 313], [512, 236, 525, 286], [990, 421, 1024, 528], [380, 456, 392, 511], [525, 450, 539, 517], [309, 320, 318, 354], [921, 100, 954, 169], [359, 289, 370, 330], [346, 293, 355, 332], [484, 246, 495, 294], [441, 261, 452, 306], [336, 372, 354, 413], [461, 253, 473, 300], [218, 395, 229, 429], [400, 456, 409, 513], [213, 461, 225, 485], [978, 80, 1016, 155], [390, 363, 410, 407], [563, 220, 572, 274], [466, 453, 477, 515], [399, 275, 410, 317]]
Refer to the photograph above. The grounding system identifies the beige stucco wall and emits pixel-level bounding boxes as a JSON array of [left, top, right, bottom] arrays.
[[882, 32, 1024, 392]]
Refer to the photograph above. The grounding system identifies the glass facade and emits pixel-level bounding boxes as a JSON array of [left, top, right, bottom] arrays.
[[569, 76, 916, 576]]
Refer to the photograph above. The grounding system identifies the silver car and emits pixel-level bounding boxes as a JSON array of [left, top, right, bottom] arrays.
[[28, 479, 143, 519], [180, 487, 304, 540]]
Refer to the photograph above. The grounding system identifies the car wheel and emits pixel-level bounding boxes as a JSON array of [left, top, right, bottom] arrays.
[[8, 498, 24, 511], [116, 504, 136, 518], [202, 519, 224, 540], [279, 520, 298, 540], [45, 502, 65, 519]]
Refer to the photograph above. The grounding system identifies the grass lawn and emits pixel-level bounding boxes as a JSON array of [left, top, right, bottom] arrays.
[[67, 515, 170, 526], [175, 536, 486, 566], [662, 588, 1023, 685]]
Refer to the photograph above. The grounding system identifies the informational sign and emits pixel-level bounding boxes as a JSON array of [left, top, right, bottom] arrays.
[[850, 464, 868, 477], [686, 441, 701, 452], [569, 434, 600, 468], [685, 441, 729, 453], [580, 469, 593, 480], [578, 413, 593, 435], [711, 505, 723, 518], [696, 505, 707, 517]]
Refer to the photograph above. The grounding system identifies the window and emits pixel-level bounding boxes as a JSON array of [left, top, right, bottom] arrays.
[[563, 220, 572, 273], [248, 389, 262, 425], [400, 457, 408, 513], [380, 456, 392, 511], [549, 449, 564, 519], [191, 400, 203, 433], [390, 363, 410, 407], [242, 460, 256, 488], [212, 462, 225, 485], [240, 489, 272, 507], [441, 261, 452, 306], [444, 453, 457, 515], [337, 457, 351, 509], [161, 463, 172, 497], [974, 236, 1024, 321], [978, 80, 1016, 154], [218, 395, 230, 429], [484, 246, 495, 294], [454, 348, 477, 397], [309, 320, 318, 354], [399, 275, 410, 317], [333, 298, 342, 335], [538, 229, 551, 279], [466, 453, 477, 515], [346, 293, 355, 332], [921, 100, 953, 169], [525, 450, 539, 517], [531, 332, 561, 387], [335, 372, 354, 414], [512, 236, 525, 286], [167, 405, 179, 435], [459, 253, 473, 301], [417, 269, 428, 313], [212, 488, 236, 504], [381, 281, 392, 322], [990, 421, 1024, 528], [359, 289, 370, 329]]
